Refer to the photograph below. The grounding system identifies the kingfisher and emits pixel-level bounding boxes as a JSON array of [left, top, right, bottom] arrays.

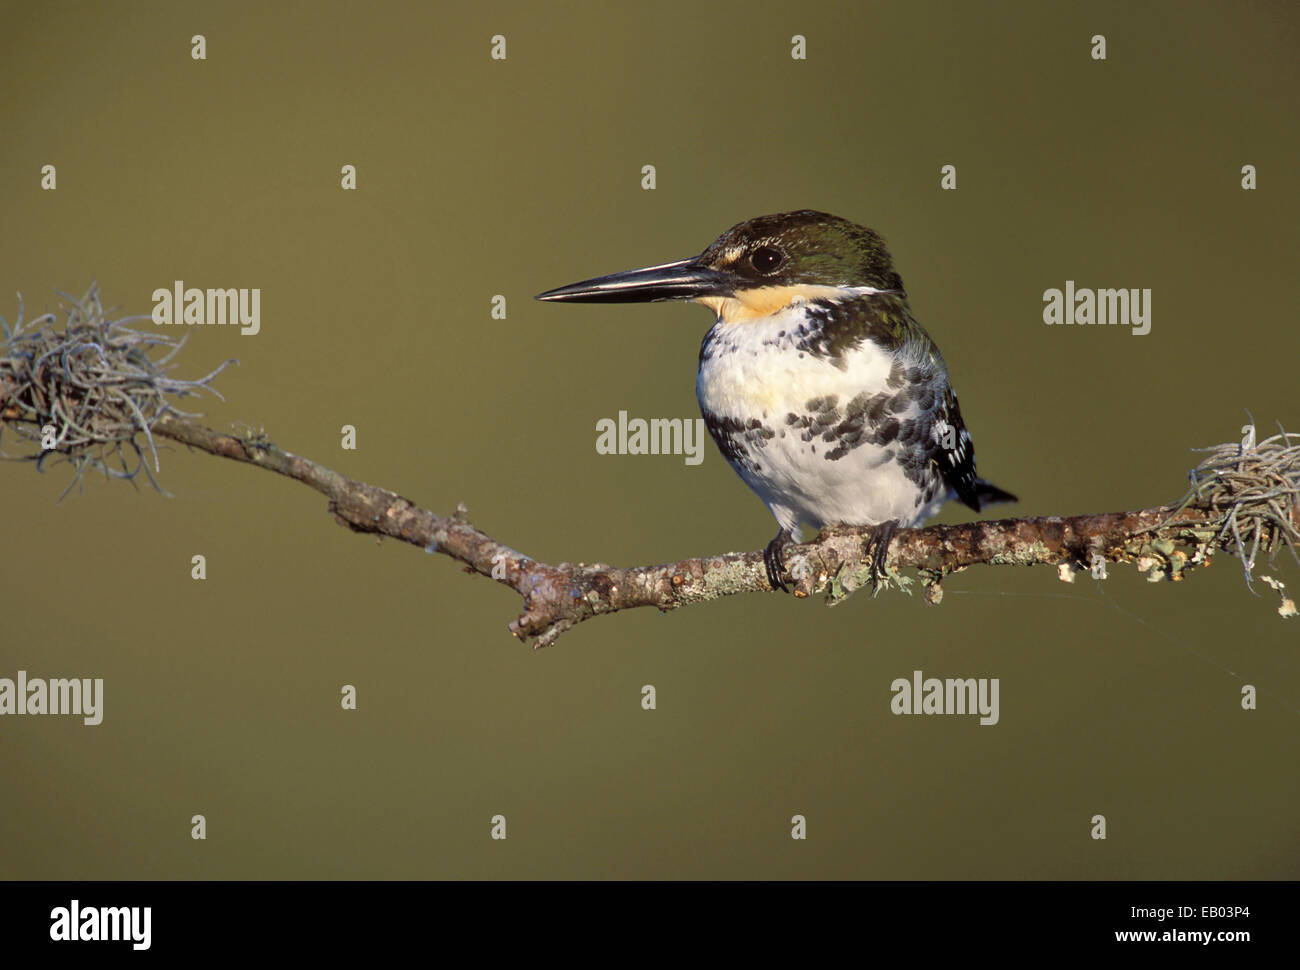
[[536, 210, 1016, 592]]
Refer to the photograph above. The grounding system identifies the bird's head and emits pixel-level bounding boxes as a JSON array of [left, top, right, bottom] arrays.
[[536, 210, 905, 323]]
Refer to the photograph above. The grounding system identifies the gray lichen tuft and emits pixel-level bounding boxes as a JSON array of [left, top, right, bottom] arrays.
[[0, 284, 235, 497], [1153, 425, 1300, 587]]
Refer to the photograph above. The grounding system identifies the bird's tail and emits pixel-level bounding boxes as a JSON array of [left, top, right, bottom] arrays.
[[972, 478, 1017, 509]]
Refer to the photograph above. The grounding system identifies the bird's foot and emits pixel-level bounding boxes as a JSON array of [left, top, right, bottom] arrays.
[[864, 520, 899, 587], [764, 529, 794, 593]]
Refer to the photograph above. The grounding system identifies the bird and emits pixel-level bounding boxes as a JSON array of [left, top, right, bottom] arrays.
[[535, 209, 1016, 592]]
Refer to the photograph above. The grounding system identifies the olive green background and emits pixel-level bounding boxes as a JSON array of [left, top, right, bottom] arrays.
[[1, 0, 1296, 879]]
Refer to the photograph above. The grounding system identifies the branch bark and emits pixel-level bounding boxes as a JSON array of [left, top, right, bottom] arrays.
[[142, 414, 1285, 648], [5, 289, 1294, 648]]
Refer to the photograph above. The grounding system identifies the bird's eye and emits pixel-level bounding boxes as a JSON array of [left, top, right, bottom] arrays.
[[750, 246, 783, 274]]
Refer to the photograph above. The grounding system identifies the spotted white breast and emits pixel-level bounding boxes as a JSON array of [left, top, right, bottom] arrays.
[[695, 303, 951, 537]]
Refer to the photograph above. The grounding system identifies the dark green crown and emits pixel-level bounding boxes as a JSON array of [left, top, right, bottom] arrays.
[[699, 210, 906, 293]]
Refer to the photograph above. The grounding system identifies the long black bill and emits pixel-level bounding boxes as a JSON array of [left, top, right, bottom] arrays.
[[535, 257, 731, 304]]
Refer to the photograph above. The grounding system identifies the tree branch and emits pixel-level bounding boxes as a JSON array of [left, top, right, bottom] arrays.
[[66, 412, 1300, 646], [3, 286, 1298, 647]]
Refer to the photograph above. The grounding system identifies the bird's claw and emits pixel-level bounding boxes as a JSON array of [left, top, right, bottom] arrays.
[[863, 520, 899, 586], [764, 531, 791, 593]]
